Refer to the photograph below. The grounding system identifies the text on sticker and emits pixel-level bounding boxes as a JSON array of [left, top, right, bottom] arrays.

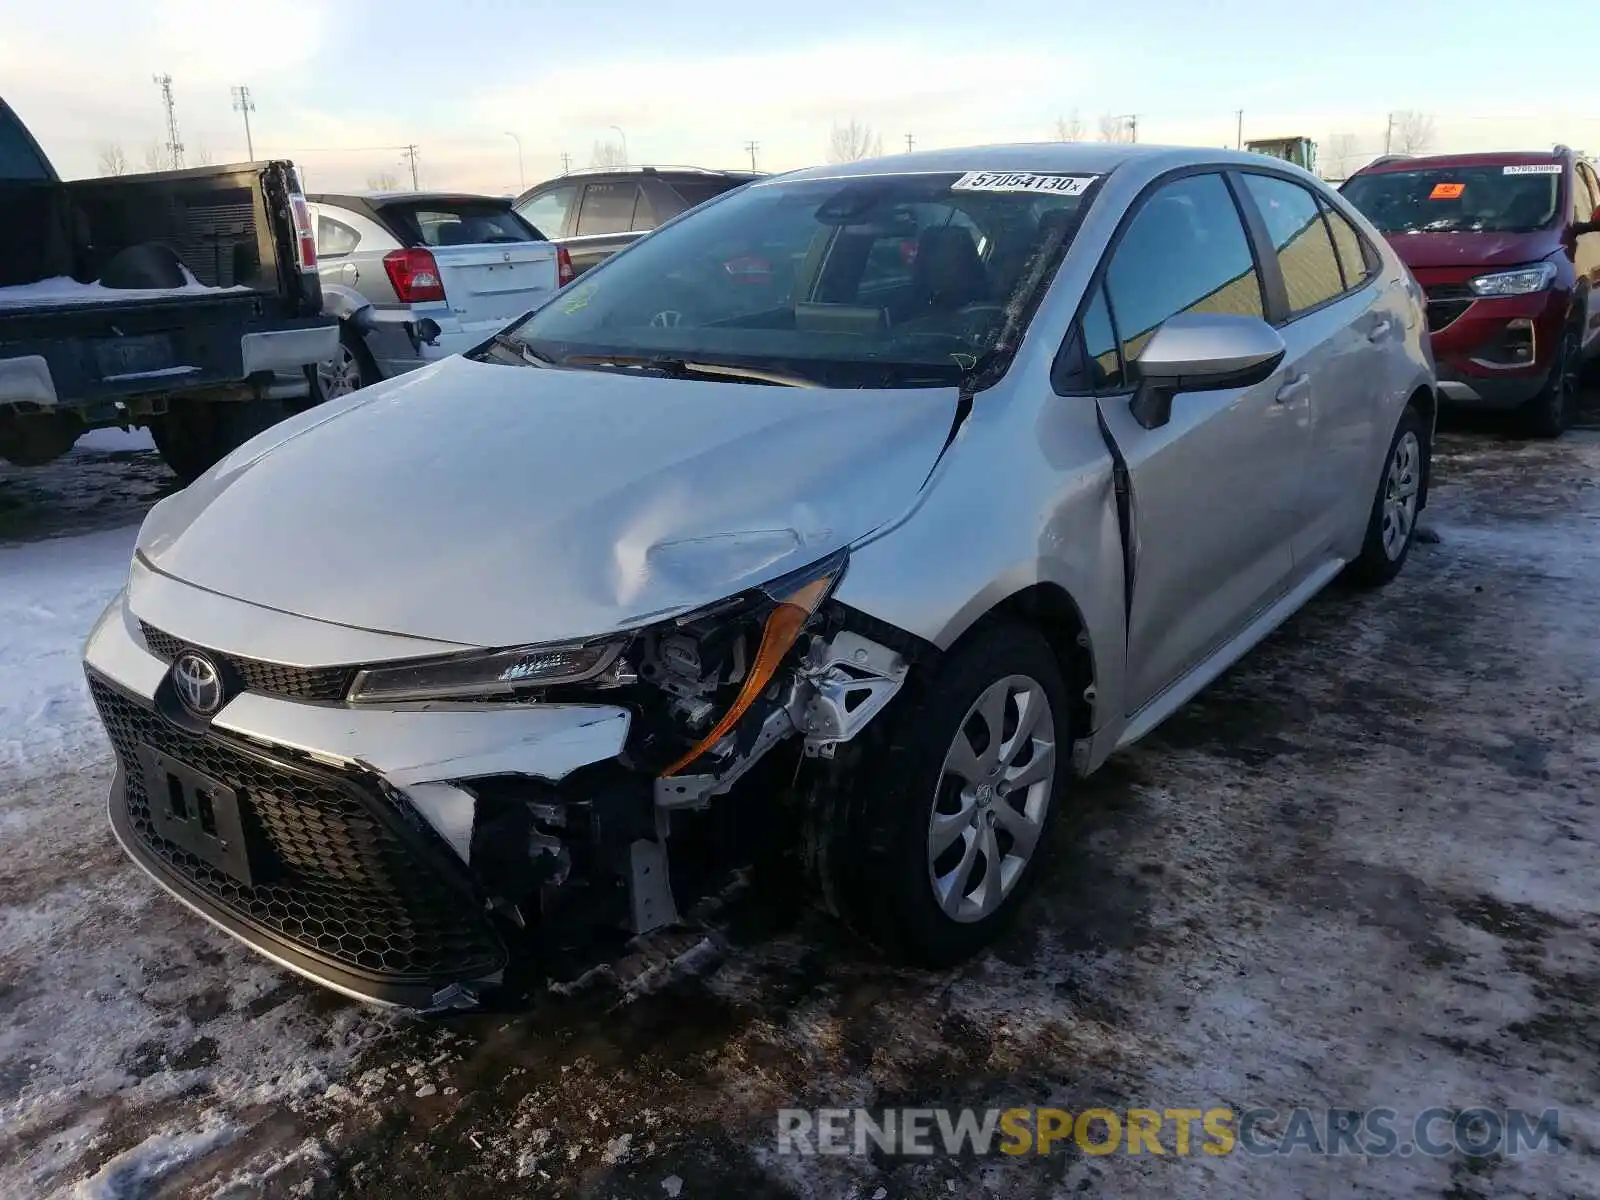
[[1503, 164, 1562, 175], [1429, 183, 1465, 200], [951, 172, 1097, 196]]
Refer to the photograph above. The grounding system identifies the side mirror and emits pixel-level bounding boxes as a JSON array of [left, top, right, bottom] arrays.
[[1573, 205, 1600, 237], [1128, 313, 1287, 429]]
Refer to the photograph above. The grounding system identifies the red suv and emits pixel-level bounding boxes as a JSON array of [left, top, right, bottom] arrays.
[[1342, 148, 1600, 434]]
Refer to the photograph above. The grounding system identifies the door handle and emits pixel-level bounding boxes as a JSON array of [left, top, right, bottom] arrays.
[[1275, 374, 1311, 405], [1367, 318, 1393, 343]]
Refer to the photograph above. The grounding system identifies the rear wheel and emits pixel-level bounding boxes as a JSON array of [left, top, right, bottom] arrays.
[[820, 621, 1070, 965], [1345, 404, 1425, 589], [149, 395, 290, 484], [1522, 327, 1579, 439], [312, 324, 379, 403]]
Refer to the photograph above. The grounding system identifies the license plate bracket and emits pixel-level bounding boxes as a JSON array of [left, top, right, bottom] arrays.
[[139, 745, 258, 885]]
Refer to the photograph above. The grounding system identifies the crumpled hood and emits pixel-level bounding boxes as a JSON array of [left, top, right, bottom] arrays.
[[137, 356, 960, 648], [1382, 229, 1557, 271]]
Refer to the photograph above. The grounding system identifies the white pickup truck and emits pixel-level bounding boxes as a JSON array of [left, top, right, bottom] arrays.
[[305, 192, 571, 399]]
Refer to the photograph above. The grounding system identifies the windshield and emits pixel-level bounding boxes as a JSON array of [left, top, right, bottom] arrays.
[[1341, 165, 1561, 235], [485, 170, 1100, 388]]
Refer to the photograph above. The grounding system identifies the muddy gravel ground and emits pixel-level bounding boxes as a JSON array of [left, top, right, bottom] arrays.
[[3, 395, 1599, 1200]]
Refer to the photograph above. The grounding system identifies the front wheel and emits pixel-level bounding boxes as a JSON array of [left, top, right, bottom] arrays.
[[821, 621, 1070, 965], [1521, 328, 1579, 439], [1344, 404, 1425, 589]]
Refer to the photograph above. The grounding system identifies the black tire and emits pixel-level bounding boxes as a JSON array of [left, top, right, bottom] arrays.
[[149, 395, 290, 484], [819, 620, 1071, 966], [1521, 327, 1579, 439], [1344, 404, 1426, 589]]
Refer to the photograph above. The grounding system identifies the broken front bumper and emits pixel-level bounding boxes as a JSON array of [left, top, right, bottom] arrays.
[[83, 567, 638, 1010]]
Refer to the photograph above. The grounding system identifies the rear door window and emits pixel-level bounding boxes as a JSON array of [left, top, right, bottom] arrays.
[[1104, 172, 1264, 362], [575, 183, 642, 235], [1240, 173, 1345, 315], [517, 185, 577, 238], [380, 201, 539, 247]]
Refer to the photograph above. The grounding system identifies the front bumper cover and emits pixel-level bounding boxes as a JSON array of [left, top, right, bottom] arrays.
[[84, 577, 638, 1009]]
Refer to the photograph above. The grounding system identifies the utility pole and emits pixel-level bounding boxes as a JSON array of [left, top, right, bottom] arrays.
[[231, 85, 255, 161], [400, 144, 420, 190], [1235, 109, 1243, 150], [560, 151, 572, 175], [1112, 114, 1138, 143], [153, 73, 184, 169], [905, 132, 915, 153], [1384, 112, 1395, 155], [743, 140, 759, 172]]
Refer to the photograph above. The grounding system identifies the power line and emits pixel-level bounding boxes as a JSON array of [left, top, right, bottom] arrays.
[[400, 143, 420, 190], [231, 85, 255, 162], [743, 140, 759, 171], [152, 73, 183, 169]]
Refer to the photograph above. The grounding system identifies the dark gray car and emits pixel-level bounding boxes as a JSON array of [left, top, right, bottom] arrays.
[[513, 166, 763, 277]]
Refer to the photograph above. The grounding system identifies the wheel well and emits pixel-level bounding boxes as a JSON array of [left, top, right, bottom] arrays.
[[1408, 385, 1436, 507], [991, 583, 1096, 747]]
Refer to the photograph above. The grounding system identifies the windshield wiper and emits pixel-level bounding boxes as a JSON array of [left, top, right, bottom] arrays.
[[487, 332, 555, 367], [564, 355, 818, 388]]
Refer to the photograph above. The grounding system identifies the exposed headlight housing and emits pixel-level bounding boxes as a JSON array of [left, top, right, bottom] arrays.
[[348, 639, 627, 704], [1467, 262, 1557, 297]]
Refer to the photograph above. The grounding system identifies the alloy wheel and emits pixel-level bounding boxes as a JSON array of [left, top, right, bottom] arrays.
[[927, 674, 1057, 923], [316, 345, 363, 400], [1381, 430, 1421, 561]]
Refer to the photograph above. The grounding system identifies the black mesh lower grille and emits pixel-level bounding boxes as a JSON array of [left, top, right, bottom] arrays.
[[90, 676, 504, 983], [140, 622, 356, 703]]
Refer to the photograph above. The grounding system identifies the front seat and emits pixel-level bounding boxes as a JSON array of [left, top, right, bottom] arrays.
[[910, 226, 988, 310]]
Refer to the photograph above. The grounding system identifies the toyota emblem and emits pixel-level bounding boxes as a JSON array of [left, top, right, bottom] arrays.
[[172, 651, 224, 716]]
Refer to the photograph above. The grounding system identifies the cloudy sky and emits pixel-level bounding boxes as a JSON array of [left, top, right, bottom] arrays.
[[3, 0, 1594, 193]]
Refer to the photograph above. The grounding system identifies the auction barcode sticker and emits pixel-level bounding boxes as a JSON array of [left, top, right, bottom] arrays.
[[951, 172, 1098, 195], [1503, 164, 1562, 175]]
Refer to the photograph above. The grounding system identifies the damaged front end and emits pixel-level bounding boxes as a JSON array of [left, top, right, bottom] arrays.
[[427, 549, 917, 997]]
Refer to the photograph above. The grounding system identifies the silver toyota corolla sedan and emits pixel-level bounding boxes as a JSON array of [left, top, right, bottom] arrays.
[[83, 144, 1435, 1010]]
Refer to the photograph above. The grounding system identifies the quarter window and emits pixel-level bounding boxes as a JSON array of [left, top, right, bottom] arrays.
[[1081, 284, 1123, 389], [517, 185, 576, 238], [316, 215, 361, 257], [1105, 173, 1264, 363], [575, 183, 641, 235], [1320, 201, 1374, 289], [1241, 174, 1344, 315]]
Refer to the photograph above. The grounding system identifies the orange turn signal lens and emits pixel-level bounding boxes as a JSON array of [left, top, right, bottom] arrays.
[[658, 565, 840, 778]]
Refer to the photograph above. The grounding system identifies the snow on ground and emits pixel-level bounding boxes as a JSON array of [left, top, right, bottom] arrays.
[[0, 271, 254, 309], [0, 525, 134, 781], [74, 427, 156, 455], [0, 420, 1598, 1198]]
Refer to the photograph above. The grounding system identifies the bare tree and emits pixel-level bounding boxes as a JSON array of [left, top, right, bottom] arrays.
[[96, 142, 129, 176], [1323, 132, 1360, 180], [827, 119, 883, 163], [590, 139, 627, 168], [1054, 111, 1084, 142], [191, 144, 215, 167], [1392, 110, 1435, 156], [1097, 113, 1132, 143], [366, 170, 399, 191]]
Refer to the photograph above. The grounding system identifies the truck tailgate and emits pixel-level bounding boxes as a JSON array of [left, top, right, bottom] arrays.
[[433, 242, 558, 326]]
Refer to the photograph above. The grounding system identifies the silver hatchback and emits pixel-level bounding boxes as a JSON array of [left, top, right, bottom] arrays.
[[84, 144, 1434, 1009]]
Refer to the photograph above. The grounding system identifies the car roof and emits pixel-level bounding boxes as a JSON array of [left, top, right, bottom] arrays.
[[309, 191, 513, 208], [767, 142, 1271, 185], [1354, 151, 1567, 176], [513, 167, 764, 205]]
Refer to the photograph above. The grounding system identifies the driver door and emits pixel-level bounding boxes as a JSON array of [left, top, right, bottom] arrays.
[[1088, 172, 1311, 712]]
